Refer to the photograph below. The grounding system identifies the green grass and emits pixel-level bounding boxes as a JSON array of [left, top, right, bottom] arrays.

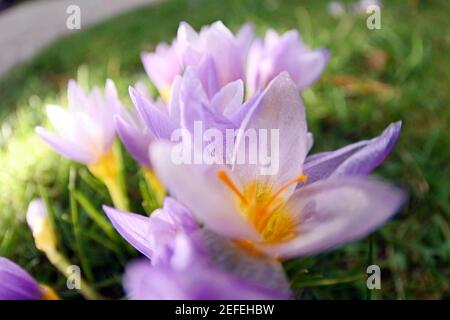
[[0, 0, 449, 299]]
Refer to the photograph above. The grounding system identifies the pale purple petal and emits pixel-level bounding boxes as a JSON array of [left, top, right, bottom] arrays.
[[0, 257, 42, 300], [225, 88, 263, 126], [178, 67, 209, 132], [236, 23, 255, 61], [167, 75, 182, 122], [158, 197, 198, 233], [141, 41, 181, 93], [176, 21, 244, 91], [246, 29, 329, 95], [192, 55, 220, 99], [176, 21, 203, 66], [211, 79, 244, 116], [103, 206, 153, 259], [304, 121, 401, 184], [178, 68, 235, 135], [260, 177, 406, 258], [35, 126, 95, 163], [37, 80, 120, 164], [233, 72, 308, 189], [202, 21, 244, 87], [114, 115, 153, 167], [294, 48, 330, 91], [246, 39, 265, 96]]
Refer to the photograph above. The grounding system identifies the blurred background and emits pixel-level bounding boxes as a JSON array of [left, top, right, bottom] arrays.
[[0, 0, 448, 299]]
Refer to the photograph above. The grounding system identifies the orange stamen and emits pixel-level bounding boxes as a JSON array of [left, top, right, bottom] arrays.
[[217, 170, 248, 205], [263, 174, 308, 210]]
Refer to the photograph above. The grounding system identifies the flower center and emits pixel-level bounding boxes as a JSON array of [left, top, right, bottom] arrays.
[[218, 170, 307, 244]]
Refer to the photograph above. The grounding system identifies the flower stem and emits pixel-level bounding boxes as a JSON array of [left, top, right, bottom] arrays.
[[88, 144, 129, 211], [103, 176, 129, 211], [44, 247, 104, 300], [69, 167, 95, 283], [142, 167, 165, 208]]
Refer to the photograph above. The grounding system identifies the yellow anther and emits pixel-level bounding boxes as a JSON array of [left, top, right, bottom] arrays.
[[40, 284, 60, 300], [217, 170, 307, 245]]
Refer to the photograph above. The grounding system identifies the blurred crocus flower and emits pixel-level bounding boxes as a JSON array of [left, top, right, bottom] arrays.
[[141, 41, 181, 102], [142, 21, 252, 100], [121, 66, 253, 203], [26, 199, 56, 252], [114, 83, 166, 204], [123, 235, 287, 300], [104, 199, 288, 300], [328, 1, 346, 17], [351, 0, 382, 15], [0, 257, 58, 300], [36, 79, 120, 165], [150, 72, 405, 259], [36, 80, 128, 210], [246, 29, 329, 96]]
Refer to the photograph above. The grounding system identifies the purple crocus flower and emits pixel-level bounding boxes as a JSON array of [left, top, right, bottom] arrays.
[[36, 79, 122, 165], [104, 198, 289, 300], [246, 29, 330, 96], [142, 21, 252, 100], [129, 66, 259, 143], [104, 197, 198, 263], [176, 21, 246, 94], [36, 79, 130, 210], [149, 72, 406, 259], [122, 234, 288, 300], [0, 257, 58, 300]]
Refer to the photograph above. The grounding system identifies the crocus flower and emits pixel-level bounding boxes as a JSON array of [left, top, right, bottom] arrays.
[[104, 198, 290, 299], [114, 107, 154, 169], [246, 29, 329, 96], [26, 199, 56, 252], [142, 21, 252, 100], [36, 80, 129, 210], [36, 79, 121, 165], [150, 72, 406, 259], [114, 88, 166, 205], [0, 257, 58, 300], [122, 235, 288, 300], [141, 40, 181, 102]]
